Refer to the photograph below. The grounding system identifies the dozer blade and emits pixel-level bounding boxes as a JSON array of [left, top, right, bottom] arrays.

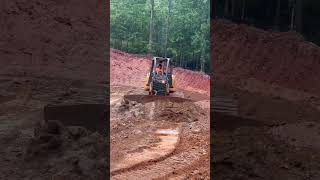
[[123, 94, 190, 104]]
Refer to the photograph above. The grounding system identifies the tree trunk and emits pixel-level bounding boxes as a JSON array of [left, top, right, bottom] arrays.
[[295, 0, 303, 32], [290, 2, 295, 30], [179, 45, 182, 67], [274, 0, 281, 30], [231, 0, 235, 17], [224, 0, 229, 17], [200, 46, 205, 72], [148, 0, 154, 53], [164, 0, 172, 58], [211, 0, 216, 19], [241, 0, 246, 20]]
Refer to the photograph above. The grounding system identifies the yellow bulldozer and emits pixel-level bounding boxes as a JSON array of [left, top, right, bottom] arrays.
[[144, 57, 176, 96]]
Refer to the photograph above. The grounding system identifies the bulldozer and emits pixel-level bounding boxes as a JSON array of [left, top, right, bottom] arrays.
[[144, 57, 176, 96]]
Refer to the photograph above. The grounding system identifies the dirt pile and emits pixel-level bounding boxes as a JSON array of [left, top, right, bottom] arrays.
[[0, 74, 108, 179], [23, 120, 108, 180], [212, 20, 320, 95], [110, 49, 210, 95], [0, 0, 108, 82], [212, 20, 320, 180], [120, 95, 203, 122], [0, 0, 108, 179]]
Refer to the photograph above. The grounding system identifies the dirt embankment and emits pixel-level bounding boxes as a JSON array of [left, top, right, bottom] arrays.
[[212, 20, 320, 95], [0, 0, 108, 179], [0, 0, 108, 82], [110, 49, 210, 95]]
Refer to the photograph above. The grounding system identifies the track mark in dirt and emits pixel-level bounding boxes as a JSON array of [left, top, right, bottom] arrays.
[[111, 127, 181, 174], [112, 145, 208, 180]]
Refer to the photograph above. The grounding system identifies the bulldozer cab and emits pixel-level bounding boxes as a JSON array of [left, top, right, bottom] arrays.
[[151, 57, 172, 76], [145, 57, 175, 96]]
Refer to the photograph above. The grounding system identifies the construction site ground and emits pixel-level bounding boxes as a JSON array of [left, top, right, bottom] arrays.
[[110, 49, 210, 179], [0, 0, 108, 179], [212, 20, 320, 180]]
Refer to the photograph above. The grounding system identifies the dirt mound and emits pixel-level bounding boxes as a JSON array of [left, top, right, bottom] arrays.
[[0, 0, 108, 82], [120, 95, 203, 123], [24, 120, 108, 180], [110, 49, 210, 95], [0, 1, 108, 179], [212, 20, 320, 95]]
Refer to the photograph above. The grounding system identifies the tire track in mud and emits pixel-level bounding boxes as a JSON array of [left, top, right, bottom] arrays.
[[111, 125, 209, 180], [111, 127, 181, 175]]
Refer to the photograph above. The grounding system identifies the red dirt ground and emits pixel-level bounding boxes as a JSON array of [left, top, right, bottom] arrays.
[[212, 20, 320, 95], [0, 0, 108, 179], [110, 49, 210, 179], [212, 20, 320, 180]]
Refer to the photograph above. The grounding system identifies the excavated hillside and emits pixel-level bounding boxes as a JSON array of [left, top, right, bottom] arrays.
[[213, 20, 320, 95], [0, 0, 108, 81], [212, 20, 320, 180], [0, 0, 108, 179]]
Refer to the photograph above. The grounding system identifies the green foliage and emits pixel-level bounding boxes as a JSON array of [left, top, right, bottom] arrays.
[[110, 0, 210, 73]]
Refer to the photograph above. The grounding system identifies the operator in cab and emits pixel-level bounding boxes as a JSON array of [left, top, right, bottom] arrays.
[[156, 64, 162, 75]]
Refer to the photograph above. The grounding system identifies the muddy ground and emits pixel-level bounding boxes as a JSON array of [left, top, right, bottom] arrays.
[[110, 50, 210, 179], [0, 0, 109, 179], [0, 75, 108, 180], [213, 77, 320, 180], [212, 20, 320, 180]]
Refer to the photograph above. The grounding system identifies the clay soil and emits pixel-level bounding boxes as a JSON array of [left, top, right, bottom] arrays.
[[110, 49, 210, 179], [0, 0, 108, 179], [212, 20, 320, 180]]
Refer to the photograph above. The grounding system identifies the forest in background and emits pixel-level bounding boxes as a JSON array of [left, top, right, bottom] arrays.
[[211, 0, 320, 45], [110, 0, 210, 73]]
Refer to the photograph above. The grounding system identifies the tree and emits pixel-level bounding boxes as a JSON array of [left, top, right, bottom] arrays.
[[110, 0, 210, 73], [200, 0, 210, 72], [274, 0, 281, 30], [148, 0, 155, 53], [289, 0, 295, 30], [211, 0, 216, 19], [241, 0, 246, 20], [231, 0, 236, 17], [224, 0, 229, 17], [295, 0, 303, 32], [215, 0, 320, 46], [164, 0, 172, 57]]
